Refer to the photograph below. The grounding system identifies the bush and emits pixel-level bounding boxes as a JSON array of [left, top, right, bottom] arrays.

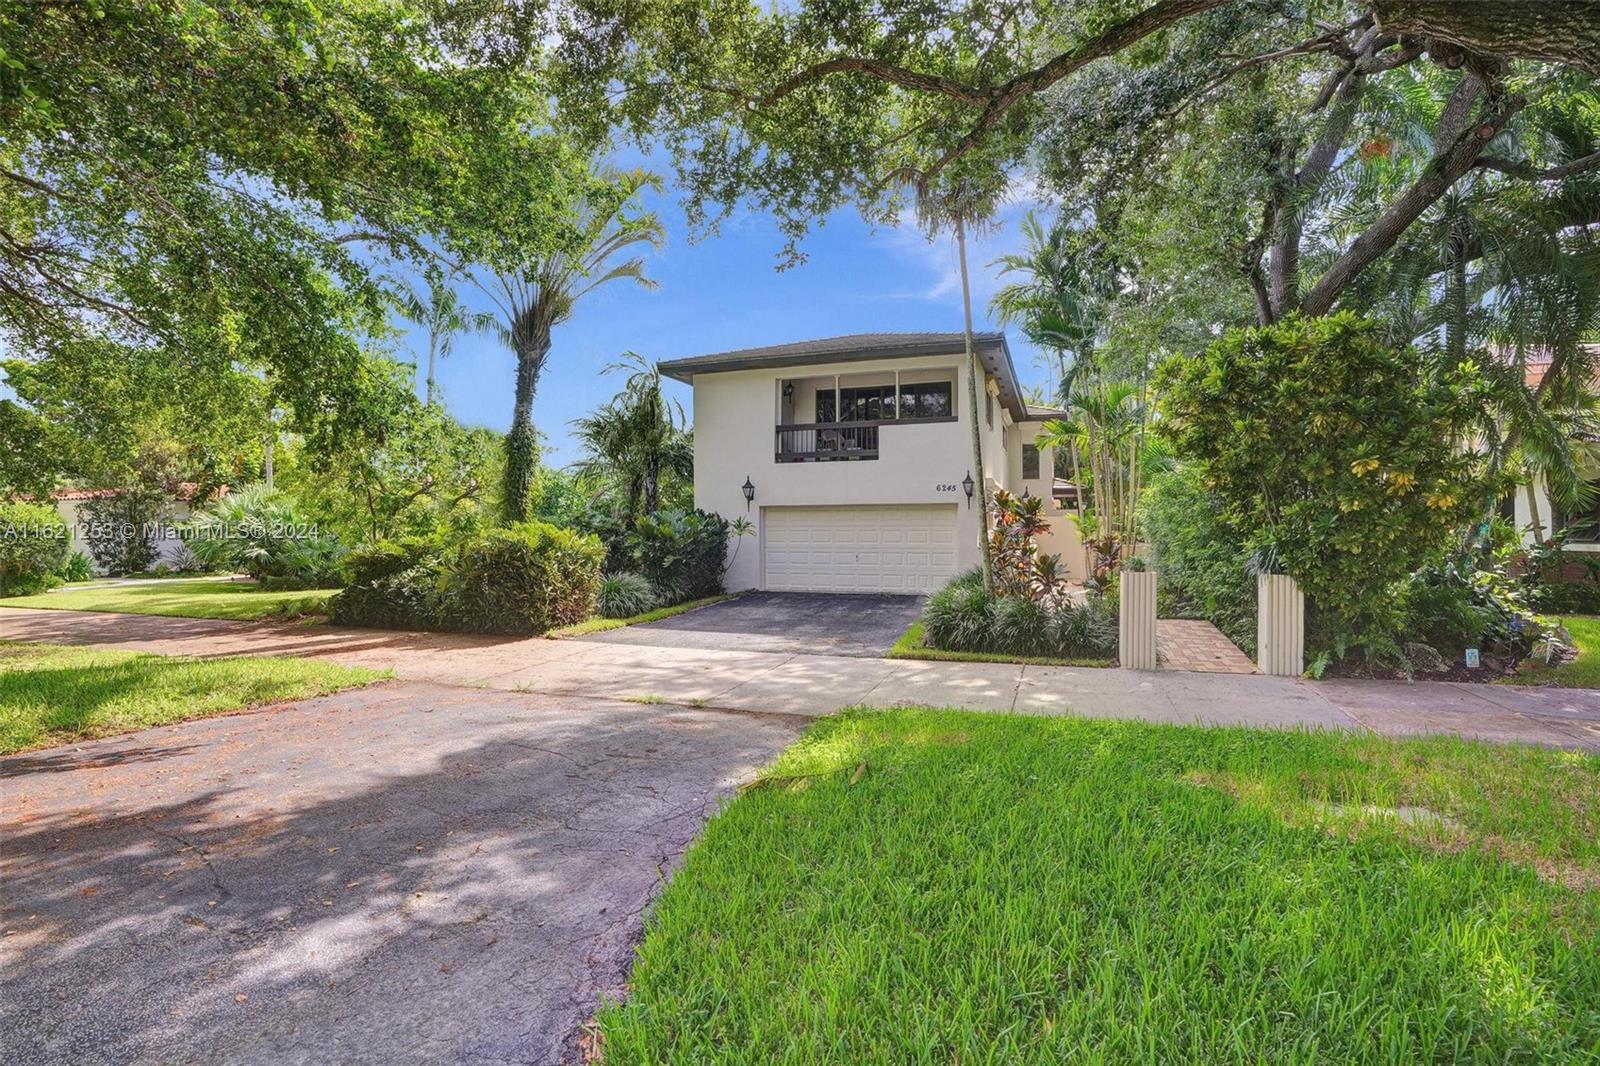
[[0, 501, 70, 595], [1399, 571, 1492, 654], [58, 550, 93, 583], [1156, 312, 1487, 659], [329, 536, 451, 630], [628, 509, 729, 605], [597, 572, 661, 619], [449, 522, 604, 635], [331, 523, 604, 636], [1528, 580, 1600, 615], [78, 488, 167, 575], [923, 575, 1117, 659], [1143, 467, 1257, 655], [186, 486, 347, 587]]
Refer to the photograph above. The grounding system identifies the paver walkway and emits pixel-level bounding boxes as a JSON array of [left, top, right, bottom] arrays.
[[1157, 618, 1258, 674], [3, 607, 1598, 751]]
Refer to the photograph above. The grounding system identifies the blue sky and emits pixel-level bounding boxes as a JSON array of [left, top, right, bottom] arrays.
[[402, 169, 1055, 467]]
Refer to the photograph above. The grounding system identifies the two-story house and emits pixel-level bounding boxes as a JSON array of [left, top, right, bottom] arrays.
[[659, 332, 1087, 593]]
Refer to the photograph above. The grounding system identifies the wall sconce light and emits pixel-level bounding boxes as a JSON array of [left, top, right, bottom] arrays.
[[962, 470, 975, 508], [781, 381, 794, 401], [742, 476, 756, 511]]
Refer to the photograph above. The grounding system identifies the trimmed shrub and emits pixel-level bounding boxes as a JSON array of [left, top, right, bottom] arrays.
[[0, 501, 70, 595], [1528, 580, 1600, 616], [597, 572, 661, 619], [449, 522, 604, 634], [628, 508, 729, 605], [78, 488, 167, 575], [329, 536, 451, 630]]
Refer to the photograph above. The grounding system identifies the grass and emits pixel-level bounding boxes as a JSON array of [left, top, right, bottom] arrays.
[[0, 641, 385, 753], [598, 709, 1600, 1063], [545, 594, 736, 638], [886, 620, 1116, 668], [1503, 615, 1600, 689], [0, 579, 335, 621]]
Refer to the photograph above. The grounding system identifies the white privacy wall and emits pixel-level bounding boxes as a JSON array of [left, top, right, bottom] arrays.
[[689, 354, 996, 591]]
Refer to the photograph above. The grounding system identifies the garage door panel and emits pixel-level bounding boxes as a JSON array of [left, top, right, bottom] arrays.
[[763, 505, 959, 593]]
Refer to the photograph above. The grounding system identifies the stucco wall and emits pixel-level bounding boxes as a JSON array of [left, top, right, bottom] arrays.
[[691, 353, 995, 590]]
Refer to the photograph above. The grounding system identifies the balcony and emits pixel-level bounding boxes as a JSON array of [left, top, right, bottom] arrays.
[[775, 421, 881, 462]]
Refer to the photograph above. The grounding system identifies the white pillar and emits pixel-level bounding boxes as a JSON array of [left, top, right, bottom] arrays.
[[1119, 570, 1158, 670], [1257, 574, 1305, 676]]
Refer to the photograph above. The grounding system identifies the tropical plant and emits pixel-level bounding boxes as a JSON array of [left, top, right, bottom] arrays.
[[78, 487, 170, 576], [484, 169, 664, 521], [0, 501, 70, 595], [596, 573, 661, 619], [572, 354, 693, 523], [1157, 312, 1491, 659], [392, 269, 496, 404], [988, 489, 1067, 602], [185, 486, 347, 587], [448, 522, 605, 634], [626, 508, 730, 605]]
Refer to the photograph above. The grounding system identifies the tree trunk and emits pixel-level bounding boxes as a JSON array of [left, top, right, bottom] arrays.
[[1372, 1, 1600, 76], [644, 453, 659, 517], [955, 215, 995, 595], [1525, 481, 1546, 543], [425, 335, 438, 405], [502, 325, 549, 522]]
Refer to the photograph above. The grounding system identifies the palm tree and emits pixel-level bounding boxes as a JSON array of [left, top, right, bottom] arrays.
[[484, 169, 663, 521], [392, 269, 496, 404], [572, 353, 692, 523]]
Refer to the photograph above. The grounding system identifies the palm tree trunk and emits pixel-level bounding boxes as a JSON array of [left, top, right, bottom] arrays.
[[644, 453, 659, 517], [503, 328, 549, 522], [425, 334, 439, 405], [955, 214, 995, 595], [1525, 481, 1546, 543]]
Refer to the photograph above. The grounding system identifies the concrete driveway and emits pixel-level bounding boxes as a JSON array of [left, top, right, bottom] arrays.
[[0, 682, 803, 1065], [581, 591, 925, 657]]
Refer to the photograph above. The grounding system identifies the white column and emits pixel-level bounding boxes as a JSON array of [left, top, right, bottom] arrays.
[[1119, 570, 1158, 670], [1257, 574, 1305, 676]]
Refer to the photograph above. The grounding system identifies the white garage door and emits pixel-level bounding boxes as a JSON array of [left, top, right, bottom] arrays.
[[763, 505, 959, 593]]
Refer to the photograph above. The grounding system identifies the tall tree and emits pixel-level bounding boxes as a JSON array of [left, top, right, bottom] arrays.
[[571, 353, 693, 523], [483, 170, 664, 521], [392, 270, 496, 404], [1, 0, 589, 458]]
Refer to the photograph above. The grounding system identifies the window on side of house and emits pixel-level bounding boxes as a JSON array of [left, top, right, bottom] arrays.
[[1022, 444, 1040, 480], [985, 389, 994, 428]]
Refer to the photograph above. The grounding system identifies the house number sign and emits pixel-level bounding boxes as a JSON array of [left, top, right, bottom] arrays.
[[935, 483, 959, 492]]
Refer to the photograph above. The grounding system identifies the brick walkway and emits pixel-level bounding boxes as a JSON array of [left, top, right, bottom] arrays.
[[1157, 618, 1258, 674]]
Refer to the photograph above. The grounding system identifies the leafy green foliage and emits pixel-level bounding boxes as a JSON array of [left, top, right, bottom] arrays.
[[1156, 313, 1489, 656], [1143, 467, 1257, 655], [987, 489, 1068, 600], [185, 487, 347, 587], [1529, 581, 1600, 616], [78, 489, 170, 577], [573, 353, 693, 524], [58, 551, 92, 584], [331, 522, 605, 635], [0, 501, 69, 595], [596, 572, 662, 619], [922, 571, 1117, 659], [1, 0, 589, 456], [626, 509, 730, 605]]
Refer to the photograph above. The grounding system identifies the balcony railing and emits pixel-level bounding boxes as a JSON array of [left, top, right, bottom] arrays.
[[775, 421, 881, 462]]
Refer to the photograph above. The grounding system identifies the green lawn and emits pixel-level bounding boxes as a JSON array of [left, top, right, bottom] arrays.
[[887, 620, 1116, 667], [1504, 615, 1600, 689], [545, 594, 736, 638], [0, 641, 384, 753], [0, 579, 335, 621], [599, 710, 1600, 1063]]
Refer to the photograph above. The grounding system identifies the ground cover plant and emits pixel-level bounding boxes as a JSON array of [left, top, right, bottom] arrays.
[[0, 579, 335, 621], [0, 641, 384, 753], [599, 710, 1600, 1062], [1504, 616, 1600, 690], [548, 594, 734, 638], [888, 620, 1114, 668]]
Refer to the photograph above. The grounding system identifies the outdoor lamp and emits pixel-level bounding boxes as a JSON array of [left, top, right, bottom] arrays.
[[742, 476, 755, 511], [962, 470, 975, 508]]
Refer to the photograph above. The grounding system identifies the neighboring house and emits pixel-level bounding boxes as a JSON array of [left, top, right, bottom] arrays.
[[1511, 344, 1600, 552], [51, 484, 212, 572], [659, 332, 1087, 593]]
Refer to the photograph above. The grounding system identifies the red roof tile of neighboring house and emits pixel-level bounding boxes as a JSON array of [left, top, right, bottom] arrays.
[[48, 483, 222, 502]]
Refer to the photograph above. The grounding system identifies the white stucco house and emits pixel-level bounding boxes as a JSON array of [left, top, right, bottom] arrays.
[[659, 332, 1087, 594]]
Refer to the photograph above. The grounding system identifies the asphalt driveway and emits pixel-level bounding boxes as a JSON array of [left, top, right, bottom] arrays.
[[582, 591, 925, 657], [0, 682, 803, 1065]]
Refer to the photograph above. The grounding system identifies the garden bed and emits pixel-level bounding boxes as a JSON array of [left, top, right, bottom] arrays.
[[888, 621, 1114, 668], [545, 594, 737, 638]]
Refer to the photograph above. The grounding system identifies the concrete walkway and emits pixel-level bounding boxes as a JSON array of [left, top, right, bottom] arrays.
[[2, 607, 1598, 751]]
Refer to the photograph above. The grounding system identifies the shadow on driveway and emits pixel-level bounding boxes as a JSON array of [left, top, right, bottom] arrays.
[[0, 682, 802, 1065], [580, 591, 925, 658]]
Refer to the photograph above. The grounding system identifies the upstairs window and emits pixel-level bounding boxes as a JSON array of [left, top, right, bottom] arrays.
[[1022, 444, 1040, 480], [815, 381, 952, 423]]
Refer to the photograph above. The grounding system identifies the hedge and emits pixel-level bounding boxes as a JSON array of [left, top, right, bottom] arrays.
[[0, 501, 71, 596]]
